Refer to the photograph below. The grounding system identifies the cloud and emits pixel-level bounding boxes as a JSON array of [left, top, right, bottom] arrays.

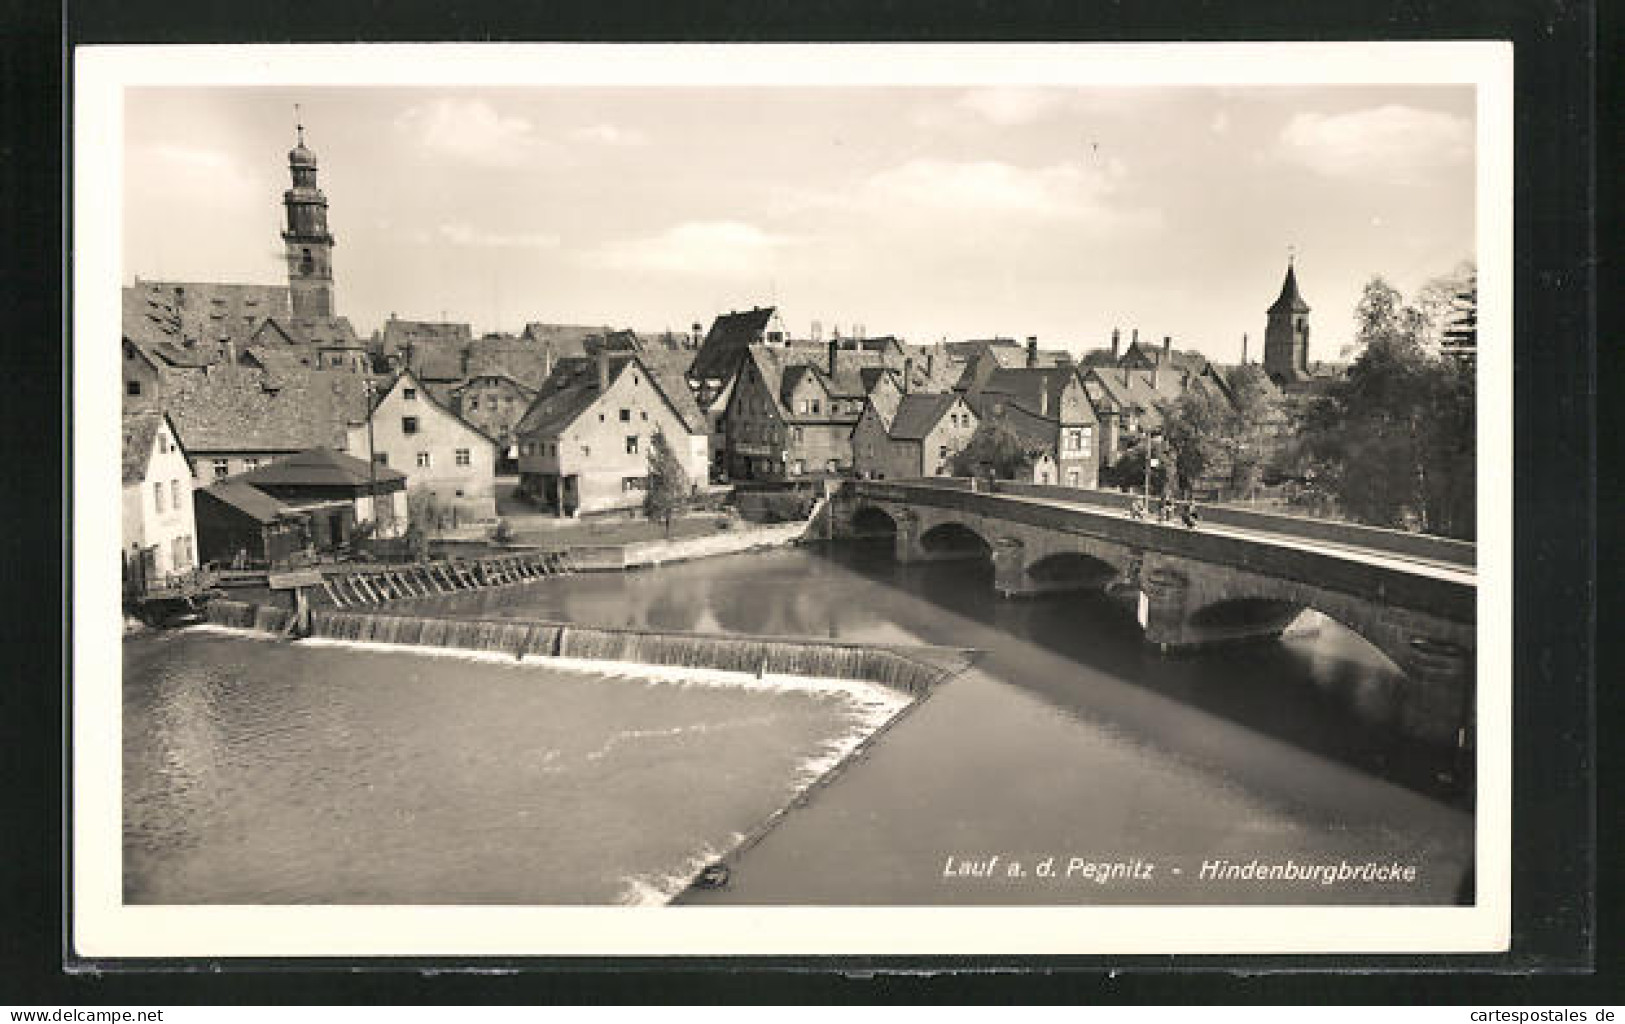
[[1276, 105, 1471, 185], [394, 98, 547, 167], [569, 124, 647, 147], [583, 220, 791, 278], [857, 158, 1127, 221], [144, 142, 237, 173], [437, 221, 560, 249], [956, 87, 1065, 126]]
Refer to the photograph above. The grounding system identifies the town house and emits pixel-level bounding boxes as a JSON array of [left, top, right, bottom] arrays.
[[366, 369, 501, 524], [852, 390, 980, 480], [515, 351, 708, 517], [963, 352, 1103, 488], [122, 410, 198, 588]]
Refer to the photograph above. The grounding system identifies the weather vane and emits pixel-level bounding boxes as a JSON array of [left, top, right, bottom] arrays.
[[295, 102, 304, 145], [1287, 243, 1297, 266]]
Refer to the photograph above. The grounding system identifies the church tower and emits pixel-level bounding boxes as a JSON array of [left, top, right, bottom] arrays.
[[1263, 257, 1310, 385], [281, 119, 336, 319]]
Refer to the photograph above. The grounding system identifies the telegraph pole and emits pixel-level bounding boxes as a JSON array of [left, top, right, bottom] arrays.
[[364, 376, 379, 534]]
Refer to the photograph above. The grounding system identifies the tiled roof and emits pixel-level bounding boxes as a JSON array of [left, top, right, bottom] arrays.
[[378, 318, 473, 356], [258, 315, 361, 349], [408, 346, 467, 382], [865, 374, 904, 430], [121, 411, 162, 484], [519, 322, 608, 356], [515, 356, 621, 438], [132, 279, 291, 345], [165, 364, 368, 455], [237, 447, 406, 490], [690, 306, 776, 381], [973, 366, 1079, 419], [585, 329, 642, 355], [1081, 365, 1197, 428], [198, 479, 300, 524], [888, 393, 961, 441], [1119, 339, 1209, 375], [122, 285, 185, 347]]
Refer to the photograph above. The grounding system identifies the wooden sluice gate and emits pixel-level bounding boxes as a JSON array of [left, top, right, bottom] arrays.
[[317, 551, 577, 608]]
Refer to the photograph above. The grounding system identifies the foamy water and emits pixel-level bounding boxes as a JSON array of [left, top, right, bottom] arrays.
[[126, 629, 911, 905]]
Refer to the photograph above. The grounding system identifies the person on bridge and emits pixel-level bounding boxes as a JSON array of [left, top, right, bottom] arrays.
[[1181, 499, 1201, 530], [1129, 496, 1147, 520]]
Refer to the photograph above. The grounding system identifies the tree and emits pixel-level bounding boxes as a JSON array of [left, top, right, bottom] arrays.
[[1157, 385, 1234, 496], [1298, 275, 1476, 538], [949, 418, 1045, 480], [643, 430, 690, 537]]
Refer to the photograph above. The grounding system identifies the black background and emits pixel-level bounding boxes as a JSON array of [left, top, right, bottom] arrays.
[[2, 0, 1609, 1003]]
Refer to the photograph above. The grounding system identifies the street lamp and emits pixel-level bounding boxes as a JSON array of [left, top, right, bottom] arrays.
[[1143, 431, 1160, 510]]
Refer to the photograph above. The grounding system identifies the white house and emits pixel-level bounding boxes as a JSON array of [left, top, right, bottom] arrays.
[[366, 369, 501, 524], [122, 410, 198, 585]]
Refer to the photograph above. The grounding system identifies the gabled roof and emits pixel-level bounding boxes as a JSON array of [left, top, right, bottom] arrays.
[[122, 410, 186, 484], [165, 364, 367, 454], [519, 322, 608, 356], [1119, 339, 1210, 375], [372, 369, 499, 446], [130, 279, 291, 345], [256, 315, 361, 349], [1269, 262, 1311, 315], [197, 479, 304, 524], [1080, 365, 1197, 427], [378, 318, 473, 356], [690, 306, 776, 381], [516, 353, 700, 440], [408, 346, 467, 383], [585, 329, 643, 356], [888, 393, 964, 441], [237, 447, 407, 490], [864, 373, 905, 430], [971, 365, 1079, 419]]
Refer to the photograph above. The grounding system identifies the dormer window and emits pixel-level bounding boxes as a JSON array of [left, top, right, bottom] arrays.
[[403, 387, 417, 401]]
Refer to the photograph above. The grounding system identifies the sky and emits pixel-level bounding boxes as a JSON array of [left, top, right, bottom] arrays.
[[122, 83, 1475, 362]]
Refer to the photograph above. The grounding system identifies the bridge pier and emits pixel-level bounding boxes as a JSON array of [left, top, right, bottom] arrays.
[[1395, 637, 1476, 749]]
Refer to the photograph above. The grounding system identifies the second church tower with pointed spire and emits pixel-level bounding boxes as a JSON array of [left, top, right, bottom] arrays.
[[1263, 256, 1311, 386]]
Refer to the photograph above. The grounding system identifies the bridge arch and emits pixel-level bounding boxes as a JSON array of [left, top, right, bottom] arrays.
[[918, 520, 994, 558], [1024, 550, 1122, 590], [849, 504, 900, 538]]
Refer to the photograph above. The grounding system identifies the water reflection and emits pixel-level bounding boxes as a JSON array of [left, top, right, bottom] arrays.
[[403, 540, 1458, 803]]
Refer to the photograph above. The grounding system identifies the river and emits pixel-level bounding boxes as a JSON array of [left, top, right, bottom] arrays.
[[123, 541, 1472, 906]]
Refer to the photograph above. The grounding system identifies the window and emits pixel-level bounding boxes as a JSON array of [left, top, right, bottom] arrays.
[[1067, 470, 1081, 487], [792, 427, 804, 443], [212, 459, 229, 480], [640, 411, 648, 421], [416, 452, 432, 468], [792, 460, 805, 475], [170, 479, 181, 508], [940, 445, 949, 461], [402, 416, 419, 435], [625, 436, 639, 455], [622, 476, 647, 492], [811, 399, 821, 415], [1080, 426, 1093, 457], [1065, 429, 1082, 452], [243, 458, 260, 470], [403, 388, 416, 400], [153, 482, 164, 512], [126, 379, 142, 397], [581, 445, 591, 456], [455, 448, 471, 466], [469, 398, 480, 411], [619, 408, 631, 422], [599, 413, 605, 422], [156, 433, 167, 454], [373, 453, 389, 466]]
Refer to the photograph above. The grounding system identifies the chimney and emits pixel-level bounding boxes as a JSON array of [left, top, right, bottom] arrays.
[[1131, 328, 1139, 349], [1163, 335, 1172, 361], [925, 352, 935, 378], [811, 319, 823, 343], [903, 357, 913, 394], [828, 337, 839, 377], [691, 322, 703, 349], [1242, 332, 1249, 364], [597, 347, 610, 391], [1111, 327, 1121, 360], [1026, 336, 1038, 368], [542, 344, 555, 380]]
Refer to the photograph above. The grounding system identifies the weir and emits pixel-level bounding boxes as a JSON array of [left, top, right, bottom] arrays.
[[202, 600, 968, 698]]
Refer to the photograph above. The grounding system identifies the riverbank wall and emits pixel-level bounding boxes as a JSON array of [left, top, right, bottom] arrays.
[[202, 599, 969, 699]]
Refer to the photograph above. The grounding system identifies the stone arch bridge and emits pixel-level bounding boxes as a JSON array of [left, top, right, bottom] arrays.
[[836, 480, 1477, 745]]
